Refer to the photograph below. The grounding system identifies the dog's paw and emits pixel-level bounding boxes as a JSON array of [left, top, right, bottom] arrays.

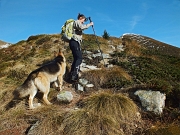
[[29, 106, 36, 110], [47, 102, 52, 105], [29, 103, 41, 109], [34, 103, 41, 107]]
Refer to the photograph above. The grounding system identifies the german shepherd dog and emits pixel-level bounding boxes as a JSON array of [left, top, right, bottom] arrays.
[[13, 49, 66, 109]]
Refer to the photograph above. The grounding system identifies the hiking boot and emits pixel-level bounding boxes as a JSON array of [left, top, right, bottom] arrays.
[[71, 75, 78, 82]]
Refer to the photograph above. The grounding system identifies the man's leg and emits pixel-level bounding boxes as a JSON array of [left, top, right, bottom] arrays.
[[69, 39, 82, 81]]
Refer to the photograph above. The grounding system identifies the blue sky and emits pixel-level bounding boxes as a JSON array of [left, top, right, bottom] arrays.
[[0, 0, 180, 48]]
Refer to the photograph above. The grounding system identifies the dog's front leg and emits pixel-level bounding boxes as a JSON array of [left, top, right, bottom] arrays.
[[43, 90, 52, 105], [56, 75, 63, 91]]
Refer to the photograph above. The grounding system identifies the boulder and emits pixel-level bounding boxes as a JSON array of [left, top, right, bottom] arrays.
[[134, 90, 166, 115], [57, 91, 73, 103]]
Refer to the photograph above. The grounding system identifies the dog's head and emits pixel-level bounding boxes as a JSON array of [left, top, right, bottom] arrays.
[[54, 48, 66, 62]]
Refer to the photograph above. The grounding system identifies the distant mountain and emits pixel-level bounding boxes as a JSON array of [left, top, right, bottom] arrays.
[[0, 40, 7, 45], [0, 40, 11, 49]]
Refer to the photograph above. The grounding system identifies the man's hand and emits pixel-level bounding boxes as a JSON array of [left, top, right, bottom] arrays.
[[90, 22, 94, 26]]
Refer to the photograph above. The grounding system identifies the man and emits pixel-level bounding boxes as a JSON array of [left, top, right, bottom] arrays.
[[69, 13, 93, 82]]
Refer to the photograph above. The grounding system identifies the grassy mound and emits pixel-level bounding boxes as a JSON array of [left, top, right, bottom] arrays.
[[61, 91, 143, 135], [82, 66, 132, 89]]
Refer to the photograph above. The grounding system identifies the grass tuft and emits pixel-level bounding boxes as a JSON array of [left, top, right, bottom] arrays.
[[62, 109, 123, 135], [61, 91, 142, 135], [82, 91, 138, 122]]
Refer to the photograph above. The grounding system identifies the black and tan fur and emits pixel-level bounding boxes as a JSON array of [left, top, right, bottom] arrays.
[[13, 50, 66, 109]]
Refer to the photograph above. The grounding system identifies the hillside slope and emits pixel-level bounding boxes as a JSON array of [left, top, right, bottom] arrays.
[[121, 33, 180, 57], [0, 34, 180, 135]]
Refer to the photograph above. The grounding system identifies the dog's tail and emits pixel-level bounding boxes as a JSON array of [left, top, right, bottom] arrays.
[[5, 81, 31, 110], [5, 75, 35, 110], [13, 78, 33, 98]]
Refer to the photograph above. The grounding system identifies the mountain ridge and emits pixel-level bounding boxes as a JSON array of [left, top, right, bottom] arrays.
[[0, 40, 7, 45], [121, 33, 180, 57]]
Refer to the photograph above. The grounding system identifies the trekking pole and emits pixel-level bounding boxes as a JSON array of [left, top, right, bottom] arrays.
[[88, 17, 107, 67]]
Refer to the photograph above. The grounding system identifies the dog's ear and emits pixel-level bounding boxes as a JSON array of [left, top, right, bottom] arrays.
[[58, 48, 64, 56], [54, 48, 64, 57], [54, 51, 57, 57], [58, 48, 62, 53]]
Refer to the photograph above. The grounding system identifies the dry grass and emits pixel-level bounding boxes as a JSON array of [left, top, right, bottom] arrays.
[[125, 40, 144, 57], [83, 34, 122, 53], [60, 91, 142, 135], [82, 91, 138, 120], [82, 66, 132, 89], [0, 101, 28, 131], [62, 109, 123, 135], [144, 122, 180, 135]]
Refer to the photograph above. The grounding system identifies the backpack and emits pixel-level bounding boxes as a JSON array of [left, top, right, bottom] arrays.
[[61, 19, 74, 42]]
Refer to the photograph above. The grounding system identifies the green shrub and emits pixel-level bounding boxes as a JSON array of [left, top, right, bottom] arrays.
[[36, 36, 51, 45], [115, 55, 179, 93], [15, 40, 26, 45], [102, 30, 110, 40], [102, 76, 132, 88], [7, 69, 27, 81], [27, 34, 45, 42]]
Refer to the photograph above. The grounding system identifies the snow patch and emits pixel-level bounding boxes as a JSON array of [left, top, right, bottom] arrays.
[[0, 43, 11, 49]]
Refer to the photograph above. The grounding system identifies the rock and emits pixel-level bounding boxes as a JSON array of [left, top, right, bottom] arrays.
[[92, 53, 111, 59], [80, 63, 101, 72], [100, 59, 109, 65], [79, 67, 89, 72], [117, 45, 124, 51], [107, 45, 116, 54], [102, 53, 111, 59], [79, 78, 88, 85], [107, 64, 114, 68], [134, 90, 166, 115], [75, 84, 84, 92], [81, 62, 87, 67], [87, 56, 93, 60], [92, 53, 101, 58], [27, 121, 40, 135], [83, 50, 92, 54], [108, 45, 116, 50], [57, 91, 73, 103], [86, 84, 94, 88], [33, 103, 41, 108], [87, 65, 101, 70]]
